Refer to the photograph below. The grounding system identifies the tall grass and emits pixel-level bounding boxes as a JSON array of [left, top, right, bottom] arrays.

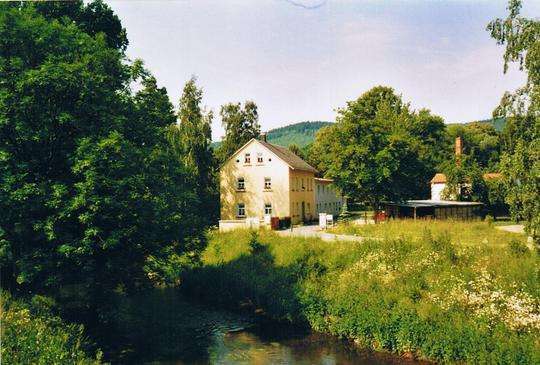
[[182, 225, 540, 364], [330, 219, 529, 247], [1, 292, 100, 364]]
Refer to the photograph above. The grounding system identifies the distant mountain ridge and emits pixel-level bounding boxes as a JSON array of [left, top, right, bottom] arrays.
[[448, 117, 507, 132], [266, 121, 332, 147], [212, 117, 505, 150], [212, 121, 332, 148]]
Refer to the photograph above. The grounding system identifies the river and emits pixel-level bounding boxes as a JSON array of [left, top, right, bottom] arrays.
[[101, 289, 423, 364]]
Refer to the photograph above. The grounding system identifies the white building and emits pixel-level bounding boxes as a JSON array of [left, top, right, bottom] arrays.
[[430, 173, 447, 201], [314, 178, 345, 217]]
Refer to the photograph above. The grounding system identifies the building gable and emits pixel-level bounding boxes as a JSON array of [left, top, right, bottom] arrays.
[[221, 138, 318, 173]]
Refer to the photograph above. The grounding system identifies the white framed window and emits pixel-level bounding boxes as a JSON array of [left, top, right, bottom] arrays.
[[264, 203, 272, 215], [257, 153, 263, 163], [244, 153, 251, 164], [237, 177, 245, 190], [237, 203, 246, 217], [301, 178, 305, 190], [264, 177, 271, 190]]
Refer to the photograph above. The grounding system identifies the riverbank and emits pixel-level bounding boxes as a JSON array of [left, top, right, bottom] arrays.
[[1, 292, 101, 364], [181, 224, 540, 364]]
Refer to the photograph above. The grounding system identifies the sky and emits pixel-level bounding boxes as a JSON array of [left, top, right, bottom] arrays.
[[107, 0, 538, 141]]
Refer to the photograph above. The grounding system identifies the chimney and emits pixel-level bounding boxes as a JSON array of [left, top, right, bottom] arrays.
[[455, 136, 462, 157], [455, 136, 462, 165], [260, 132, 267, 142]]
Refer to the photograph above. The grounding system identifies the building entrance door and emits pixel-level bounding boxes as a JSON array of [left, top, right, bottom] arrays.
[[301, 201, 305, 222]]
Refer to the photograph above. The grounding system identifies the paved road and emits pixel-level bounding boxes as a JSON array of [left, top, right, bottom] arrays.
[[275, 224, 365, 242]]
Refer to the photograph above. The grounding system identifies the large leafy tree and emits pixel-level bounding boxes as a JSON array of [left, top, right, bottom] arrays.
[[488, 0, 539, 242], [168, 78, 218, 224], [217, 101, 260, 162], [31, 0, 128, 51], [312, 86, 447, 209], [447, 122, 502, 170], [0, 4, 205, 312]]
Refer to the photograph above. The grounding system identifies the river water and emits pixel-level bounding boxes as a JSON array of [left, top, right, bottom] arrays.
[[104, 290, 423, 365]]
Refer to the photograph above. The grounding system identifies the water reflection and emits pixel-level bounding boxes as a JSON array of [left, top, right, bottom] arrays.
[[157, 319, 420, 365], [105, 289, 421, 365]]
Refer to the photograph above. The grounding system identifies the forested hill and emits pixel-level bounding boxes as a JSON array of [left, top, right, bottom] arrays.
[[213, 121, 332, 148], [448, 117, 507, 132], [266, 121, 332, 147]]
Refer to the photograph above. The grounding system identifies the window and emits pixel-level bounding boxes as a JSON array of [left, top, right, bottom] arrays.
[[301, 178, 305, 190], [296, 202, 299, 215], [244, 153, 251, 164], [237, 177, 245, 190], [264, 177, 271, 190], [307, 203, 311, 214], [264, 203, 272, 215], [257, 153, 263, 163], [237, 203, 246, 217]]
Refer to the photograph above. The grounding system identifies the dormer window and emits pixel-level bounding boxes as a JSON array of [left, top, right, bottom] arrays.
[[264, 177, 271, 190], [244, 153, 251, 164], [237, 177, 245, 190], [257, 153, 263, 163]]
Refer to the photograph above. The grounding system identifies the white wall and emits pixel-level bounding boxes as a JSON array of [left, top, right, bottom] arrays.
[[220, 139, 291, 220], [315, 181, 343, 217], [431, 183, 446, 201]]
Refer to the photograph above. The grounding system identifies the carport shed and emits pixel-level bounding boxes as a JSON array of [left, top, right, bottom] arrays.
[[385, 200, 483, 220]]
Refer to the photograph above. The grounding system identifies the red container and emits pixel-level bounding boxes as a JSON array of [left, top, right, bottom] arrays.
[[270, 217, 280, 230], [374, 211, 387, 223]]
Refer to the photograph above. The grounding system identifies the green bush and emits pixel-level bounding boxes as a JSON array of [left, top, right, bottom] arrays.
[[1, 292, 100, 365], [181, 227, 540, 364]]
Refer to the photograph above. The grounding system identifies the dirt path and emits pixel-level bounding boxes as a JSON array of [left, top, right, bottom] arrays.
[[495, 225, 525, 234]]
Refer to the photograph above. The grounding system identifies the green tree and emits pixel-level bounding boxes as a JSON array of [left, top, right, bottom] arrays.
[[32, 0, 128, 51], [488, 0, 539, 242], [447, 122, 501, 170], [312, 86, 447, 210], [441, 155, 488, 204], [217, 101, 260, 162], [0, 5, 206, 313], [168, 77, 218, 223], [287, 143, 304, 159]]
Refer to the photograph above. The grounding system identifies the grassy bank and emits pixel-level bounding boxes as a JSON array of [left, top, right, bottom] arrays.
[[330, 219, 528, 247], [0, 292, 100, 364], [182, 223, 539, 364]]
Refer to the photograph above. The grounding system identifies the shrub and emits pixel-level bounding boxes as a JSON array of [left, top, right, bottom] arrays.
[[1, 292, 100, 364], [182, 226, 540, 364], [508, 239, 529, 256]]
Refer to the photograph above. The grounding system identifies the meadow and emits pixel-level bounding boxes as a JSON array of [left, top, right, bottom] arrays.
[[182, 222, 539, 364], [330, 219, 529, 247]]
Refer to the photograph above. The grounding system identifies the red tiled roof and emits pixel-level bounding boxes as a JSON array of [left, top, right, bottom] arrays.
[[430, 173, 447, 184], [483, 173, 503, 180]]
